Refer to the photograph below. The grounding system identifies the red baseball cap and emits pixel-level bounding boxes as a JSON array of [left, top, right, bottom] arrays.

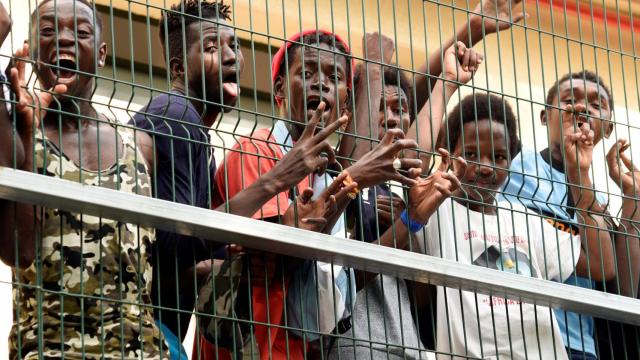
[[271, 29, 354, 107]]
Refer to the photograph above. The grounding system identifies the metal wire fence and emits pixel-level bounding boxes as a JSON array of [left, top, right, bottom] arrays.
[[0, 0, 639, 359]]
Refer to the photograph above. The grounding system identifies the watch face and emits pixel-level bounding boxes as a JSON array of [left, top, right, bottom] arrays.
[[474, 246, 538, 278]]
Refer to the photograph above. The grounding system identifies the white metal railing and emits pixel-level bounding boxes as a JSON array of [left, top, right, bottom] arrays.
[[0, 166, 638, 326]]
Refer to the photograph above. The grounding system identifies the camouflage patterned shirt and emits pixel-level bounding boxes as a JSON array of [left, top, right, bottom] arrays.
[[10, 123, 170, 359]]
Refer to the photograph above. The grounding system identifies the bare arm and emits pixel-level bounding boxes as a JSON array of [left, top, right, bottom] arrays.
[[568, 172, 615, 281], [0, 2, 18, 165], [134, 130, 155, 179], [563, 113, 615, 281], [0, 41, 67, 267], [0, 2, 10, 47], [607, 139, 640, 297], [413, 0, 526, 112], [338, 33, 395, 167], [215, 104, 348, 218], [406, 42, 483, 171], [413, 25, 474, 113], [0, 75, 34, 266], [616, 201, 640, 297]]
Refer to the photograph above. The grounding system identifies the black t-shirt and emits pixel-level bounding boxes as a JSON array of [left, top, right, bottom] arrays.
[[130, 90, 216, 339], [347, 184, 394, 243]]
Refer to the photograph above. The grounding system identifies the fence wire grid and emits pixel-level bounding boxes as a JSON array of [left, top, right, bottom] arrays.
[[0, 0, 638, 359]]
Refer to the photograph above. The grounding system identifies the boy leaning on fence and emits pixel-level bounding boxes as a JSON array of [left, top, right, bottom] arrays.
[[406, 91, 575, 359], [130, 2, 366, 358], [500, 71, 619, 360], [328, 32, 483, 359], [0, 0, 170, 358], [194, 29, 422, 359]]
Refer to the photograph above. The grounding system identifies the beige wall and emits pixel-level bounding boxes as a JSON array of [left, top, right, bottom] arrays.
[[0, 1, 637, 357], [94, 0, 638, 109], [91, 0, 640, 204], [91, 1, 640, 164]]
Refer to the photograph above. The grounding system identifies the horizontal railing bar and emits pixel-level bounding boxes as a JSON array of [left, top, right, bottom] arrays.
[[0, 167, 638, 325]]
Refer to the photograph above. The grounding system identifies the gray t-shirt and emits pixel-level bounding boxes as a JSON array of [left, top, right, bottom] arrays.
[[328, 274, 432, 360]]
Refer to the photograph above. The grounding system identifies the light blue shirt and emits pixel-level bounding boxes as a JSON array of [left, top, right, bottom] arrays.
[[500, 148, 606, 356], [273, 121, 355, 341]]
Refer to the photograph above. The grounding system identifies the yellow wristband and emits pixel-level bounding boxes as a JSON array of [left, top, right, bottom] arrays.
[[341, 171, 360, 199]]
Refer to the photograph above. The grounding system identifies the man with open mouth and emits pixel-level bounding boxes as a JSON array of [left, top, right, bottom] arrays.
[[130, 1, 245, 353], [1, 0, 170, 358], [131, 2, 359, 358]]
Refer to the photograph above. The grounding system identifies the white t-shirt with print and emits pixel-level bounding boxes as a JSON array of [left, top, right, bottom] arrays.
[[416, 198, 579, 360]]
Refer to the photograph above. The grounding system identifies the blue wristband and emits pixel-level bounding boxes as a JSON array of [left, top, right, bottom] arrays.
[[400, 209, 425, 233]]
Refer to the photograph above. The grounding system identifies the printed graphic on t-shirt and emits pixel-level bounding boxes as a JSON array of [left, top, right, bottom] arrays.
[[473, 245, 538, 278]]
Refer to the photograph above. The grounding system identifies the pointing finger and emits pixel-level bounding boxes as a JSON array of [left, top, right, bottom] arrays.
[[394, 173, 418, 187], [452, 156, 467, 179], [437, 148, 451, 172], [407, 167, 422, 179], [299, 101, 326, 140], [382, 128, 405, 144], [313, 115, 348, 144], [321, 172, 349, 201]]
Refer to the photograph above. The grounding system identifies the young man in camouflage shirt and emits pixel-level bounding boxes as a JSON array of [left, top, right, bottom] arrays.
[[0, 0, 167, 358]]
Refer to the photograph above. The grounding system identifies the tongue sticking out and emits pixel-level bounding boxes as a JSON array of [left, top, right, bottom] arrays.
[[223, 82, 239, 97]]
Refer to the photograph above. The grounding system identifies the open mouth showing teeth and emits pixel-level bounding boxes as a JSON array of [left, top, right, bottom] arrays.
[[52, 58, 77, 79]]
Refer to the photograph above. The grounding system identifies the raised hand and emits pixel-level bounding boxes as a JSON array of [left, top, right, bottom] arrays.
[[363, 32, 395, 64], [562, 104, 595, 173], [408, 149, 467, 224], [269, 101, 348, 192], [607, 139, 640, 197], [347, 128, 422, 189], [10, 42, 67, 139], [443, 41, 483, 85], [471, 0, 527, 35], [282, 172, 358, 233], [376, 195, 406, 228]]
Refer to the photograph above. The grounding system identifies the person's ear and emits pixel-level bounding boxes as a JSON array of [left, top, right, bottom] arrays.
[[274, 74, 286, 104], [540, 109, 547, 126], [97, 42, 107, 68], [169, 57, 184, 80], [345, 88, 353, 109], [604, 120, 614, 139]]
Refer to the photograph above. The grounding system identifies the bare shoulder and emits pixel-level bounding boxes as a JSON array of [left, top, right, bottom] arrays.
[[132, 127, 155, 173]]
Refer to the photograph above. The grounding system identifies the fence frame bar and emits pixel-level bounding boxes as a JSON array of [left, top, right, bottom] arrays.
[[1, 166, 638, 325]]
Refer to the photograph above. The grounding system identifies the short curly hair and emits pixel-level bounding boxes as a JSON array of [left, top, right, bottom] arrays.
[[546, 70, 614, 112], [276, 32, 352, 87], [439, 93, 521, 159], [159, 0, 232, 63]]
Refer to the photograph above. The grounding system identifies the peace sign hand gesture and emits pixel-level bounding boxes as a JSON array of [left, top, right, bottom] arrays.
[[270, 101, 348, 193]]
